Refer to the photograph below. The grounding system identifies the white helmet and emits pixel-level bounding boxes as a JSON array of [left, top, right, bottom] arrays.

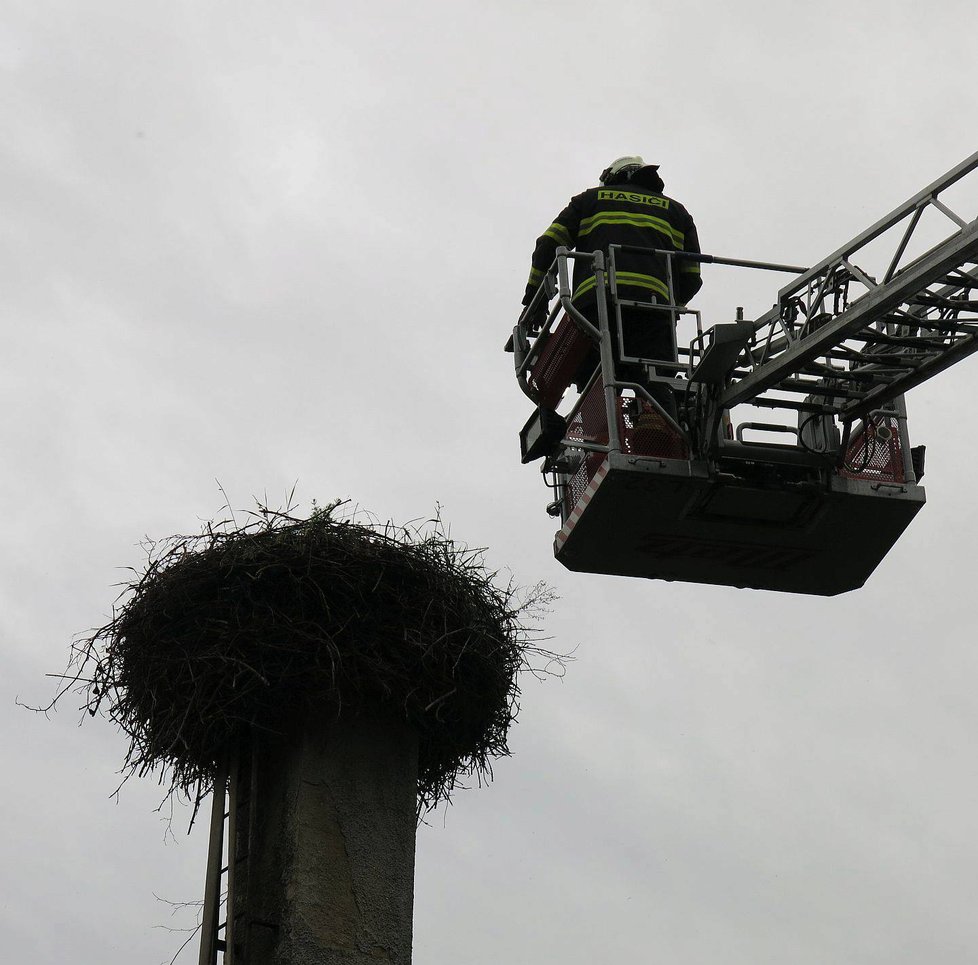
[[599, 155, 659, 184]]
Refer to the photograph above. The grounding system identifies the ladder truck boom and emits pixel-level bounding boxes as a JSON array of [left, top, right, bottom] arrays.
[[721, 151, 978, 421]]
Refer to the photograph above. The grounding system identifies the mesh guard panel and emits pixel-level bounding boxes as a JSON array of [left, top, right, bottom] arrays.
[[838, 415, 905, 483], [562, 383, 688, 516], [563, 380, 610, 516], [566, 380, 609, 447], [619, 397, 689, 461], [528, 314, 593, 409], [565, 452, 607, 516]]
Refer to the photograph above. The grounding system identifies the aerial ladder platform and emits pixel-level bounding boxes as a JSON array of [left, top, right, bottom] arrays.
[[509, 152, 978, 595]]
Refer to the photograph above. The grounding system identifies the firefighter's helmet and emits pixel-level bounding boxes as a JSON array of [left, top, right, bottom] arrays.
[[599, 155, 659, 184]]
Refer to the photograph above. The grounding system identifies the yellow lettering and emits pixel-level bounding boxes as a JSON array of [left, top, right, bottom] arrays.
[[597, 189, 670, 210]]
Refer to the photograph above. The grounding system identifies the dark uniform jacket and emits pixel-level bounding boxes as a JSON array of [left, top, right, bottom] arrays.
[[522, 180, 702, 311]]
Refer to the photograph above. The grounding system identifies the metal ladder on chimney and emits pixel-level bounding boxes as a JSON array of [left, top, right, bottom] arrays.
[[719, 151, 978, 426], [198, 738, 255, 965]]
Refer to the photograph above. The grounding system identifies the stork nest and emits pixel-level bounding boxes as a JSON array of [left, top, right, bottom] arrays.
[[63, 502, 554, 813]]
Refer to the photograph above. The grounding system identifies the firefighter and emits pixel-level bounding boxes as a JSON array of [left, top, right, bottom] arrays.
[[521, 155, 702, 421]]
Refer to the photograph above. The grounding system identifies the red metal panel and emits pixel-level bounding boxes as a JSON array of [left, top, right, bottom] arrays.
[[838, 414, 905, 482], [527, 314, 593, 408], [619, 398, 688, 461], [563, 383, 688, 515]]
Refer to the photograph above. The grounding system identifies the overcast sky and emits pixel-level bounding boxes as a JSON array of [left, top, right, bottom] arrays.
[[4, 1, 978, 962]]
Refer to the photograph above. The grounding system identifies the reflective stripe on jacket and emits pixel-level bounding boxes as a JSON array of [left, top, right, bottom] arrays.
[[522, 182, 702, 309]]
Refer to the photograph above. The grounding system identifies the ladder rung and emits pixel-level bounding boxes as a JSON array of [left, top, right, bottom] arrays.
[[773, 378, 867, 399], [750, 396, 841, 413], [798, 365, 879, 383], [832, 351, 928, 368], [859, 333, 949, 349], [854, 354, 924, 370], [905, 317, 972, 332], [815, 359, 919, 378]]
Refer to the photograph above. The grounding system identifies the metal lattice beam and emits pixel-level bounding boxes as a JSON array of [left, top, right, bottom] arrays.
[[720, 152, 978, 421]]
